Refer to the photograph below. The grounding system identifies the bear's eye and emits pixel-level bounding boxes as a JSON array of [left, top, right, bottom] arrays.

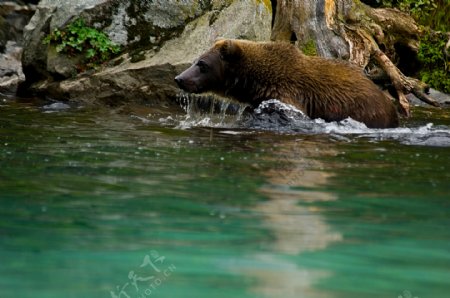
[[197, 61, 209, 73]]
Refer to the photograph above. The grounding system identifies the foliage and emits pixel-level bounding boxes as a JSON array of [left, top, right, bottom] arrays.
[[417, 31, 450, 93], [43, 18, 120, 69], [372, 0, 449, 31], [368, 0, 449, 92], [396, 0, 450, 93], [398, 0, 437, 25]]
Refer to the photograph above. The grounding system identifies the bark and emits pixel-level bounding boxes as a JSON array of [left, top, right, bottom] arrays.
[[270, 0, 441, 117]]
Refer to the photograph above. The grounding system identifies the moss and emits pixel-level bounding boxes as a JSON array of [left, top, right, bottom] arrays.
[[130, 50, 145, 63], [256, 0, 273, 12], [301, 39, 318, 56]]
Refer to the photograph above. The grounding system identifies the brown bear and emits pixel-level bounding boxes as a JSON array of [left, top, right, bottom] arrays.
[[175, 39, 399, 128]]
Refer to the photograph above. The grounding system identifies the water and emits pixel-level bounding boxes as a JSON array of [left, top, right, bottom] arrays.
[[1, 96, 449, 298]]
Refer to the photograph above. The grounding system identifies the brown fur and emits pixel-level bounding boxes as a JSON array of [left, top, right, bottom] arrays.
[[175, 39, 399, 128]]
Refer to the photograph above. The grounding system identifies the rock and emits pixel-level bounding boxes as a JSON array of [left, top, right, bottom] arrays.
[[0, 1, 35, 94], [0, 1, 35, 51], [42, 101, 71, 111], [20, 4, 54, 91], [46, 47, 80, 79], [0, 41, 25, 94], [22, 0, 271, 110], [21, 0, 226, 82], [428, 89, 450, 107], [407, 89, 450, 108]]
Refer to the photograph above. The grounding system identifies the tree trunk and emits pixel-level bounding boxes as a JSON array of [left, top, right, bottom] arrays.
[[270, 0, 441, 117]]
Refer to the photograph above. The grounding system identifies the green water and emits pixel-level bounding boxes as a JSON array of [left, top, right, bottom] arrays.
[[1, 100, 449, 298]]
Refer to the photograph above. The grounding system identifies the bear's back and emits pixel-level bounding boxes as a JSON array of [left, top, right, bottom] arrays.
[[249, 42, 398, 128], [294, 55, 398, 128]]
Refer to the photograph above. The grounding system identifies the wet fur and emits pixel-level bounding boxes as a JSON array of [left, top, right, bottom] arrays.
[[176, 39, 399, 128]]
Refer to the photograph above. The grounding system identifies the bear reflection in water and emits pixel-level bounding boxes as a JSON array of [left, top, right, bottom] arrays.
[[239, 138, 342, 298], [175, 39, 399, 129]]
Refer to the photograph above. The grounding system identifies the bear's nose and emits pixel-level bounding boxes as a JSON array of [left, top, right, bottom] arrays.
[[174, 76, 183, 86]]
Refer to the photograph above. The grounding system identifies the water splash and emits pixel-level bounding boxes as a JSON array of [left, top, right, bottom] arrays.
[[248, 99, 450, 147], [163, 96, 450, 147], [174, 93, 248, 129]]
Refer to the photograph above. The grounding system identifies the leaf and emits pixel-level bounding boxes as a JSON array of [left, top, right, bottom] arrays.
[[86, 48, 96, 59], [46, 17, 120, 71], [56, 43, 65, 53]]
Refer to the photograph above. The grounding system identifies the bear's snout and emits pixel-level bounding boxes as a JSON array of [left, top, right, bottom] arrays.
[[174, 76, 183, 87], [174, 70, 198, 93]]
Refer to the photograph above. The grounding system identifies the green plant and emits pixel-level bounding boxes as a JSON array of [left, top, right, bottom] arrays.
[[417, 31, 450, 93], [43, 18, 121, 69], [374, 0, 449, 93], [398, 0, 436, 21], [377, 0, 449, 31]]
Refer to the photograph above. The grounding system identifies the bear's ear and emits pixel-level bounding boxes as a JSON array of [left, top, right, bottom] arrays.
[[216, 39, 241, 61]]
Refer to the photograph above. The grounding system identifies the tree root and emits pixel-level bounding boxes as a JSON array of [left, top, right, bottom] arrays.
[[270, 0, 443, 118], [343, 6, 441, 117], [372, 48, 440, 116]]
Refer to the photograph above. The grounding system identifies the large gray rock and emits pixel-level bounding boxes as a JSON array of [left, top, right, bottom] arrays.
[[407, 89, 450, 108], [1, 1, 35, 51], [22, 0, 266, 81], [0, 41, 25, 94], [22, 0, 206, 82], [23, 0, 272, 109], [0, 1, 35, 94]]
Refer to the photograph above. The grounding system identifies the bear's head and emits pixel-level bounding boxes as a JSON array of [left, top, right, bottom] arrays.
[[174, 39, 242, 94]]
